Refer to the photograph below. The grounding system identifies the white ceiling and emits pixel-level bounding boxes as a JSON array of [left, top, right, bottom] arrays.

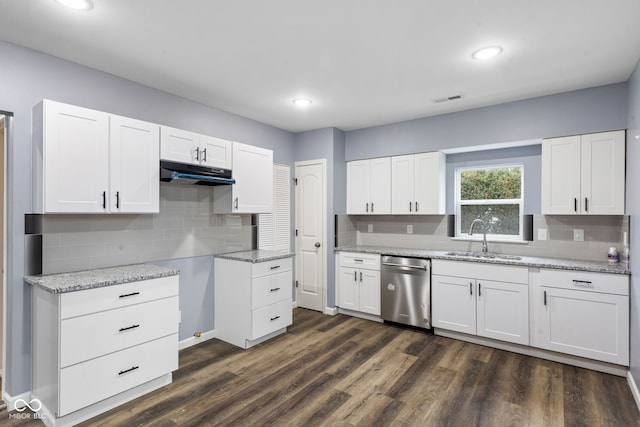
[[2, 1, 640, 133]]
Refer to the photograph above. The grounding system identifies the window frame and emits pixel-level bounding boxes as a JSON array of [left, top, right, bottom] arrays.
[[455, 164, 524, 241]]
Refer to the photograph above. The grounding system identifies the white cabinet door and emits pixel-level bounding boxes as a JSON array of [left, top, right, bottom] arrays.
[[338, 267, 359, 311], [200, 135, 232, 169], [580, 131, 625, 214], [414, 152, 445, 214], [233, 142, 273, 213], [110, 115, 160, 213], [539, 287, 629, 365], [160, 126, 199, 164], [347, 160, 371, 214], [476, 280, 529, 345], [432, 275, 476, 334], [370, 157, 391, 214], [359, 269, 381, 315], [43, 101, 109, 213], [541, 135, 581, 214], [391, 154, 415, 214], [542, 131, 625, 215]]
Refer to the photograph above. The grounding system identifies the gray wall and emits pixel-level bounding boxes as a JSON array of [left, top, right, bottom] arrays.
[[346, 83, 628, 161], [446, 145, 542, 215], [626, 58, 640, 385], [0, 42, 295, 397]]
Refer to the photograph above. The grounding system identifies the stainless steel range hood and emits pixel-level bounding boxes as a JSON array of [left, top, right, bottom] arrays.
[[160, 160, 235, 186]]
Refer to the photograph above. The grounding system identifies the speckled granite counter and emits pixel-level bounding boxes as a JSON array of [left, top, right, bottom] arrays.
[[335, 245, 630, 275], [24, 264, 179, 294], [215, 249, 295, 263]]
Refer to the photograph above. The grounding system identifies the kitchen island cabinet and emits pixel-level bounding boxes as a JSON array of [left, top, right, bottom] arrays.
[[214, 251, 294, 349]]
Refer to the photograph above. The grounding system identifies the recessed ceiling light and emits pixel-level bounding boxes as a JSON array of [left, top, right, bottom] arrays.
[[292, 98, 312, 107], [472, 46, 503, 60], [55, 0, 93, 11]]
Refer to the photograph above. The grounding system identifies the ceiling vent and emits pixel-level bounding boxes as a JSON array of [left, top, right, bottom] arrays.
[[434, 95, 462, 103]]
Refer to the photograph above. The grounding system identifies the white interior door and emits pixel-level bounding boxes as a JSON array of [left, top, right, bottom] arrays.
[[295, 160, 326, 312]]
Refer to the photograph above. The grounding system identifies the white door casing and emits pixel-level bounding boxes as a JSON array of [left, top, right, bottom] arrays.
[[295, 160, 326, 312]]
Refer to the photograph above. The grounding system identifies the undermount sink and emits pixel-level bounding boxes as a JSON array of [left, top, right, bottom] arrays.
[[444, 251, 522, 261]]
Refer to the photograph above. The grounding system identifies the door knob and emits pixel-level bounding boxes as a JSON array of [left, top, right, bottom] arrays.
[[314, 242, 321, 248]]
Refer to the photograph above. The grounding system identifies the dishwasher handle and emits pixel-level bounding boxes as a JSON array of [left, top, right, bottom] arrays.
[[381, 262, 429, 270]]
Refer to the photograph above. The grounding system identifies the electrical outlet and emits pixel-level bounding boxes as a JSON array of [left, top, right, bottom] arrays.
[[367, 224, 373, 233], [407, 225, 413, 234], [574, 229, 584, 242], [537, 228, 548, 241]]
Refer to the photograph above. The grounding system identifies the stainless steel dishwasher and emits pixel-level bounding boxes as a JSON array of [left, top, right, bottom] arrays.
[[381, 255, 431, 329]]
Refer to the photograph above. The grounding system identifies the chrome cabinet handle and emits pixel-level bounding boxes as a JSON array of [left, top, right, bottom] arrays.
[[366, 202, 369, 212], [354, 271, 357, 281], [371, 202, 374, 213], [195, 147, 200, 161], [544, 290, 547, 306], [270, 265, 281, 270], [469, 282, 473, 295], [270, 315, 280, 321], [409, 202, 412, 212], [116, 191, 120, 209], [270, 287, 281, 292], [478, 283, 482, 297], [202, 148, 207, 163], [360, 272, 363, 282], [585, 197, 588, 212], [102, 191, 106, 209], [572, 279, 593, 287], [415, 201, 419, 212], [234, 197, 238, 210], [574, 198, 577, 212]]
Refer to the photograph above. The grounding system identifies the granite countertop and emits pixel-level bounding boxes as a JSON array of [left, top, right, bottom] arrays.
[[215, 249, 295, 263], [24, 264, 179, 294], [335, 245, 630, 275]]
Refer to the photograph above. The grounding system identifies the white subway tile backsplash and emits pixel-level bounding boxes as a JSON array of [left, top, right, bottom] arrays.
[[41, 184, 254, 274]]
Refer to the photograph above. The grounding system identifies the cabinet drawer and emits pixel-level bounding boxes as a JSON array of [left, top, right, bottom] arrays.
[[252, 271, 292, 310], [251, 299, 292, 340], [252, 258, 293, 278], [60, 296, 179, 368], [339, 252, 380, 270], [59, 334, 178, 416], [540, 269, 628, 296], [60, 276, 179, 319], [433, 260, 528, 284]]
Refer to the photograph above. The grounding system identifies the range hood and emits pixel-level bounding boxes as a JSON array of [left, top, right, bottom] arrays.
[[160, 160, 235, 186]]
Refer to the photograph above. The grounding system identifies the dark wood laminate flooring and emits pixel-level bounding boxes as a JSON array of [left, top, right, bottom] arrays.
[[2, 308, 639, 426]]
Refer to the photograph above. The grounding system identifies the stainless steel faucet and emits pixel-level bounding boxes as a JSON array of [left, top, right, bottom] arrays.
[[469, 218, 488, 253]]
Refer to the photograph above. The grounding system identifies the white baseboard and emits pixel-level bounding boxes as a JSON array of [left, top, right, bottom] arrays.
[[324, 307, 338, 316], [337, 308, 383, 323], [2, 390, 32, 412], [627, 371, 640, 412], [178, 329, 216, 350]]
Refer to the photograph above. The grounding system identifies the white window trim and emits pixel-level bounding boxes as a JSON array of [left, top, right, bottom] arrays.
[[455, 164, 524, 241]]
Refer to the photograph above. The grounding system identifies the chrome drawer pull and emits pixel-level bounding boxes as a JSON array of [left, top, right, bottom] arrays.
[[572, 280, 593, 287], [118, 366, 139, 375], [270, 287, 281, 292], [270, 315, 280, 321], [119, 324, 140, 332], [270, 265, 281, 270], [353, 259, 364, 263], [119, 292, 140, 298]]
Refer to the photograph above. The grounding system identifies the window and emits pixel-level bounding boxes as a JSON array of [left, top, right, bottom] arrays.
[[455, 165, 523, 241]]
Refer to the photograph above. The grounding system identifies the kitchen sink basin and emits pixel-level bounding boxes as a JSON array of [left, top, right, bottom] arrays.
[[444, 251, 522, 261]]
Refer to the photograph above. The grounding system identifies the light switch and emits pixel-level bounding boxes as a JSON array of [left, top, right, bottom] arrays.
[[407, 225, 413, 234], [574, 229, 584, 242], [537, 228, 547, 241]]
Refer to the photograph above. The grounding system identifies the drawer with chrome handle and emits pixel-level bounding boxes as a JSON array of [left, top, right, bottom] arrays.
[[539, 269, 628, 296]]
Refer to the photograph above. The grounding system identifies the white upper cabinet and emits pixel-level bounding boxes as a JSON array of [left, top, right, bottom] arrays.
[[347, 157, 391, 214], [109, 115, 160, 213], [542, 130, 625, 215], [160, 126, 232, 169], [214, 142, 273, 213], [33, 100, 160, 214], [392, 152, 446, 214]]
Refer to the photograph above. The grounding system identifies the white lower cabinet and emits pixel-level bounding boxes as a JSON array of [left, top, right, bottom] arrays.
[[532, 269, 629, 365], [432, 260, 529, 345], [31, 275, 179, 422], [337, 252, 381, 316], [215, 256, 293, 349]]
